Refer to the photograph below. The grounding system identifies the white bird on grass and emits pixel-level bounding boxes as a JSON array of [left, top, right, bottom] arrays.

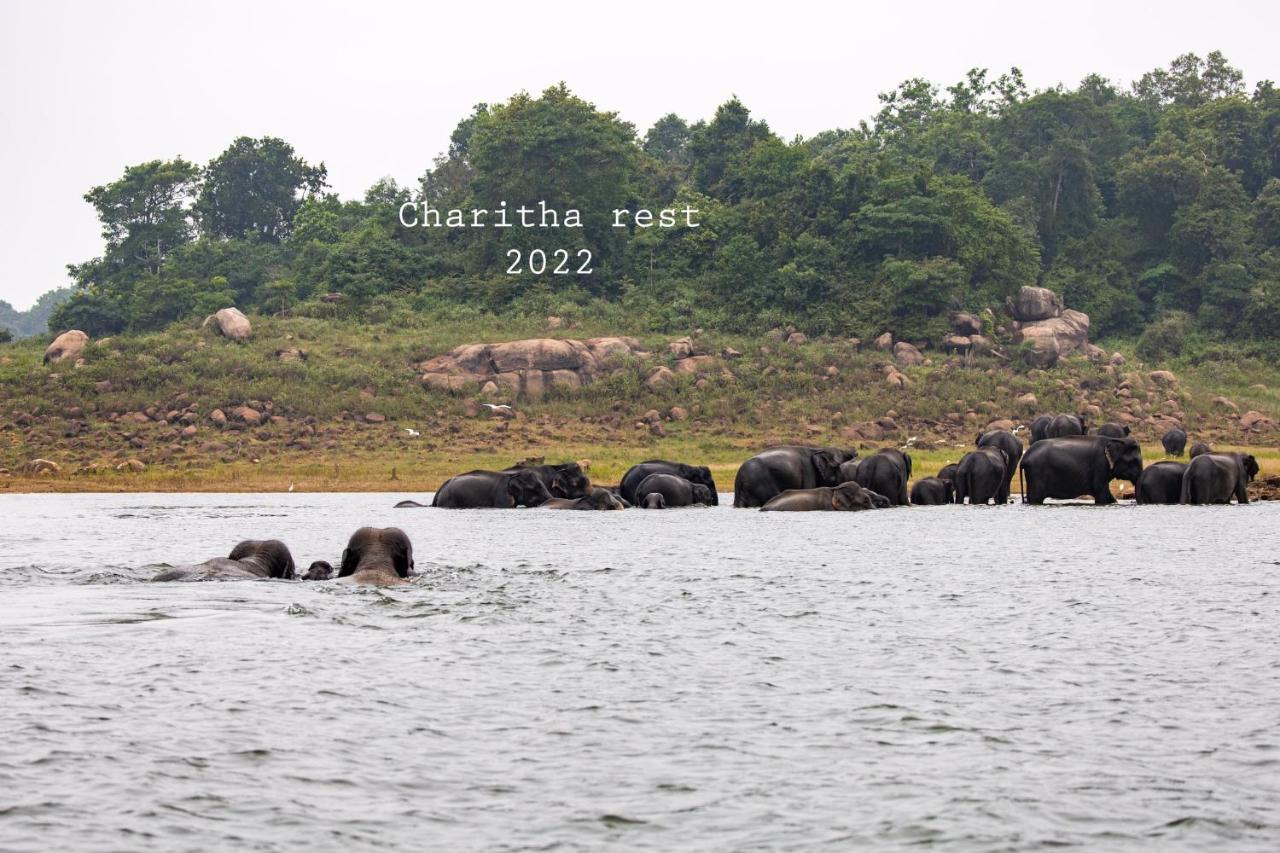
[[403, 428, 421, 437], [482, 403, 516, 415]]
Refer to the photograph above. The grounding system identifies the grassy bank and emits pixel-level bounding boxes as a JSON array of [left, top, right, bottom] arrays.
[[2, 310, 1278, 493]]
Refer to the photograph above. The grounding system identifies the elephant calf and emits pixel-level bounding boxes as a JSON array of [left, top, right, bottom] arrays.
[[541, 489, 625, 510], [761, 481, 878, 512], [909, 477, 954, 505], [151, 539, 296, 582], [635, 473, 714, 507]]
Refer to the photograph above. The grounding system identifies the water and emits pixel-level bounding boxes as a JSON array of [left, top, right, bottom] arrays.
[[1, 493, 1278, 851]]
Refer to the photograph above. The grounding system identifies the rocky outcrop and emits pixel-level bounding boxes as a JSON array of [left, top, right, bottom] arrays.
[[44, 330, 89, 364], [419, 337, 649, 400], [203, 307, 252, 342], [1006, 287, 1090, 367], [1007, 286, 1063, 322], [893, 341, 925, 367]]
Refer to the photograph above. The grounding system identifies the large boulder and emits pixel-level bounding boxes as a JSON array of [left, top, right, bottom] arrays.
[[44, 330, 89, 364], [1010, 303, 1090, 361], [949, 312, 983, 336], [203, 307, 252, 342], [893, 341, 925, 367], [1007, 286, 1063, 322], [418, 336, 649, 400]]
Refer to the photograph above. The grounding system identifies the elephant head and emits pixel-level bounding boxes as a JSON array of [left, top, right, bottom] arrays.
[[550, 463, 591, 498], [642, 493, 667, 509], [1242, 454, 1260, 482], [864, 490, 892, 509], [691, 483, 715, 505], [831, 481, 873, 511], [227, 539, 295, 579], [338, 527, 414, 582], [303, 560, 334, 580], [509, 469, 552, 506], [813, 448, 856, 485], [581, 489, 623, 510], [1102, 437, 1144, 484], [1189, 441, 1212, 458]]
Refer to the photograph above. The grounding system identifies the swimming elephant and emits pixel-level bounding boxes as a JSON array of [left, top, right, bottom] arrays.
[[1135, 461, 1187, 505], [1019, 435, 1143, 505], [151, 539, 296, 582], [338, 527, 414, 586], [432, 468, 552, 508], [502, 461, 591, 499], [1161, 428, 1188, 457], [760, 481, 877, 512], [852, 448, 912, 506], [640, 492, 667, 509], [541, 489, 625, 510], [1189, 441, 1212, 458], [620, 460, 718, 506], [1029, 415, 1053, 444], [303, 560, 335, 580], [1045, 413, 1088, 439], [1097, 423, 1131, 439], [733, 445, 857, 508], [635, 473, 714, 507], [909, 477, 954, 505], [1181, 452, 1259, 505], [976, 429, 1023, 503], [955, 447, 1009, 505]]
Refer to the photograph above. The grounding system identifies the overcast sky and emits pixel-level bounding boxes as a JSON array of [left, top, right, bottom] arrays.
[[2, 0, 1277, 309]]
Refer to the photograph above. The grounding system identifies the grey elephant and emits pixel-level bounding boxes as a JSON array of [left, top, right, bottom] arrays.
[[1181, 452, 1258, 504], [337, 527, 414, 586], [151, 539, 296, 582], [733, 445, 857, 508], [760, 481, 878, 512]]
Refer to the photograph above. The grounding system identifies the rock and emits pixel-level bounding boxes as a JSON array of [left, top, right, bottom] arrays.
[[1006, 286, 1063, 322], [364, 413, 386, 423], [116, 459, 146, 473], [1148, 370, 1177, 385], [419, 336, 648, 399], [722, 347, 742, 359], [202, 307, 252, 342], [23, 458, 61, 476], [674, 355, 719, 375], [121, 412, 150, 424], [942, 334, 972, 354], [44, 330, 89, 364], [1083, 343, 1106, 362], [649, 421, 666, 437], [645, 366, 676, 389], [1241, 411, 1277, 432], [94, 380, 113, 393], [1016, 392, 1038, 408], [210, 409, 227, 427], [883, 369, 911, 388], [669, 406, 689, 421], [825, 365, 839, 377], [786, 332, 808, 345], [1020, 335, 1061, 368], [950, 312, 983, 336], [480, 381, 500, 397], [231, 406, 262, 426], [668, 337, 696, 359], [1011, 309, 1090, 359], [275, 347, 307, 362], [180, 425, 198, 438], [1110, 353, 1126, 366], [546, 315, 564, 329], [893, 341, 925, 367], [643, 409, 662, 424], [1212, 396, 1239, 412], [874, 332, 894, 351]]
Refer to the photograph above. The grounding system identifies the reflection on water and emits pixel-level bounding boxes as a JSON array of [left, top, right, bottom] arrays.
[[1, 493, 1278, 850]]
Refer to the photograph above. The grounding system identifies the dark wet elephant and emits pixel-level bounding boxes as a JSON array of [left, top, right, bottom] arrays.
[[641, 492, 667, 509], [303, 560, 334, 580], [836, 459, 861, 484], [620, 460, 718, 506], [1161, 428, 1188, 457], [955, 447, 1009, 505], [541, 489, 625, 510], [151, 539, 296, 582], [1019, 436, 1143, 505], [635, 473, 714, 507], [432, 468, 552, 508], [1029, 415, 1053, 444], [1181, 452, 1259, 505], [936, 463, 959, 488], [502, 461, 591, 499], [1189, 441, 1212, 458], [976, 429, 1023, 503], [1045, 413, 1088, 439], [760, 481, 877, 512], [853, 448, 912, 506], [1135, 461, 1187, 505], [733, 446, 857, 508], [338, 527, 414, 586], [909, 477, 953, 505], [1097, 423, 1131, 439]]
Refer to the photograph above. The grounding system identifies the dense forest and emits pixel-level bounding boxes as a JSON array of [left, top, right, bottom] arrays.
[[42, 52, 1280, 354]]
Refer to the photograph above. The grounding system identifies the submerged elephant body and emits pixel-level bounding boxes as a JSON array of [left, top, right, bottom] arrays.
[[620, 461, 718, 506], [634, 473, 714, 507], [760, 481, 877, 512], [1181, 452, 1258, 505], [1020, 435, 1143, 505], [502, 462, 591, 499], [432, 469, 552, 508], [733, 446, 857, 508], [151, 539, 296, 582], [541, 489, 625, 510], [910, 477, 953, 505]]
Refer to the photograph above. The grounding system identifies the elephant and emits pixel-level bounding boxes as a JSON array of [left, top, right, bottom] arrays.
[[502, 461, 591, 499], [620, 460, 718, 506], [1097, 423, 1131, 438], [836, 459, 861, 484], [337, 527, 414, 586], [1161, 428, 1188, 457], [431, 468, 552, 508], [1181, 452, 1259, 505], [1045, 413, 1089, 439], [1135, 461, 1188, 505], [635, 473, 715, 507], [852, 448, 912, 506], [1189, 441, 1212, 458], [955, 447, 1009, 505], [976, 429, 1024, 503], [641, 492, 667, 509], [760, 481, 877, 512], [865, 490, 893, 509], [1029, 415, 1053, 444], [1019, 435, 1143, 505], [909, 477, 954, 505], [303, 560, 335, 580], [936, 463, 959, 488], [733, 445, 857, 508], [151, 539, 295, 582], [541, 489, 625, 510]]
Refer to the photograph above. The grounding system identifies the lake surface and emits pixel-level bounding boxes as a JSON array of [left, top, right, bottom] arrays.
[[1, 492, 1278, 851]]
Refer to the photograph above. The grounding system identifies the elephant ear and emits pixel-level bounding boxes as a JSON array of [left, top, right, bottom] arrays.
[[337, 547, 357, 578], [831, 491, 853, 510], [812, 451, 840, 484], [387, 528, 414, 578], [1245, 455, 1260, 480], [549, 475, 564, 497], [1103, 440, 1117, 471]]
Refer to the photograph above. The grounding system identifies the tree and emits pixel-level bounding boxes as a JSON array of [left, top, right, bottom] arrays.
[[196, 136, 327, 242]]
